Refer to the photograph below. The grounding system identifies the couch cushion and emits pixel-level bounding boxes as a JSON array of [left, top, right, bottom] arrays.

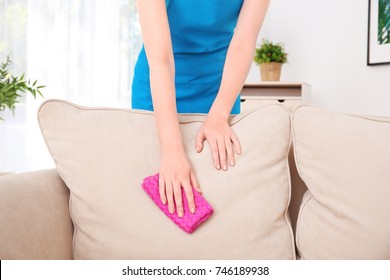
[[0, 169, 73, 260], [292, 105, 390, 259], [38, 99, 294, 259]]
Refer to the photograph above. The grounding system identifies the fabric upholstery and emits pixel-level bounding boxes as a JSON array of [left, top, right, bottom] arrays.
[[292, 105, 390, 259], [0, 169, 73, 260], [38, 99, 295, 260]]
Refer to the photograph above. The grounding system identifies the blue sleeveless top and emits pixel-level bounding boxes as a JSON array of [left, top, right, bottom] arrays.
[[132, 0, 244, 114]]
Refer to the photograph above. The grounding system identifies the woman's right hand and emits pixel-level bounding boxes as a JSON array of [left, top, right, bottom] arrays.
[[159, 149, 202, 217]]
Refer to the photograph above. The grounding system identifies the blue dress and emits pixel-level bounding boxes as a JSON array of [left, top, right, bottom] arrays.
[[132, 0, 244, 114]]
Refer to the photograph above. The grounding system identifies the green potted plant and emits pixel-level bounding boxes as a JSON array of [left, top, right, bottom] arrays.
[[0, 55, 44, 120], [254, 39, 288, 81]]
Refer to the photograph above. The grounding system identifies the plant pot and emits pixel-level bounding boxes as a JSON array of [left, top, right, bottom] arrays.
[[259, 62, 282, 81]]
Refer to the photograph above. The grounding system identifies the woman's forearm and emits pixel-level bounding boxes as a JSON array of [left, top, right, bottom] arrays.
[[137, 0, 185, 155], [209, 0, 270, 119], [209, 40, 256, 119], [149, 61, 185, 155]]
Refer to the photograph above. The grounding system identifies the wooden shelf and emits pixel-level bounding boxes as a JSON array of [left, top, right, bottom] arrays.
[[240, 82, 311, 109]]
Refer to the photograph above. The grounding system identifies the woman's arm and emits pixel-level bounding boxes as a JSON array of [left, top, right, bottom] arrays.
[[137, 0, 200, 217], [196, 0, 270, 170]]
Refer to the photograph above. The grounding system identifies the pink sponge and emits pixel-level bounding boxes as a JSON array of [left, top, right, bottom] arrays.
[[142, 174, 214, 234]]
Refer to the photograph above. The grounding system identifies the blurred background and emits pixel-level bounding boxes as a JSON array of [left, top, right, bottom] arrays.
[[1, 0, 390, 173], [0, 0, 142, 172]]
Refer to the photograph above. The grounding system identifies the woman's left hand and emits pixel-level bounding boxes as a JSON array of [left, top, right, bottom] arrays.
[[195, 115, 242, 171]]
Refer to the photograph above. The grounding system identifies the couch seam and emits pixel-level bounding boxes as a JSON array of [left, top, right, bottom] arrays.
[[69, 195, 76, 259], [38, 98, 292, 125], [292, 104, 390, 123], [278, 106, 296, 260], [291, 106, 308, 260], [295, 192, 313, 260]]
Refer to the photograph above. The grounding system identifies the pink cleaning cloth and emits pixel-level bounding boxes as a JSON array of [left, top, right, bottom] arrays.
[[142, 173, 214, 234]]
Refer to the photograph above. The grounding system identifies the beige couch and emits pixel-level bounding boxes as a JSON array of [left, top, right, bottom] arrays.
[[0, 151, 305, 260], [0, 100, 389, 260]]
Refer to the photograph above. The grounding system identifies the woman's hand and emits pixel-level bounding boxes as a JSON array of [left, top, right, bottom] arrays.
[[159, 148, 202, 217], [195, 115, 242, 171]]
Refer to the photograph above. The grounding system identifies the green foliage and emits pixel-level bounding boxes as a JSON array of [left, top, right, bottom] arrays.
[[378, 0, 390, 45], [254, 39, 288, 64], [0, 55, 44, 120]]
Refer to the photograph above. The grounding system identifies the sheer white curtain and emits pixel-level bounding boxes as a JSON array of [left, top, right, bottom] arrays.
[[0, 0, 142, 172], [27, 0, 141, 106]]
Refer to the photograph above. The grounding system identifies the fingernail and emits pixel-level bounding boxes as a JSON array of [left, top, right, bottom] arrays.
[[223, 164, 227, 171], [196, 145, 200, 152], [178, 210, 183, 217], [190, 207, 195, 214], [230, 159, 235, 166], [169, 206, 174, 214], [216, 163, 221, 170], [161, 198, 166, 205]]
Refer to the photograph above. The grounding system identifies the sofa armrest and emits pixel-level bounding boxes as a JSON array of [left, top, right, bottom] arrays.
[[0, 169, 73, 259]]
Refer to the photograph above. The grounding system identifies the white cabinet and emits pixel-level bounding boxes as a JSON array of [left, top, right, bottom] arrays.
[[240, 82, 311, 110]]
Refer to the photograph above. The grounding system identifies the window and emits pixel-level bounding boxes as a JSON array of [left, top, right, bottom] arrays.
[[0, 0, 142, 172]]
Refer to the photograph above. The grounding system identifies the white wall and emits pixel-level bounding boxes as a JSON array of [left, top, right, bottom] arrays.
[[247, 0, 390, 116]]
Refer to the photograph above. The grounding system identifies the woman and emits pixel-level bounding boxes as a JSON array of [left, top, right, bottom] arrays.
[[132, 0, 270, 217]]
